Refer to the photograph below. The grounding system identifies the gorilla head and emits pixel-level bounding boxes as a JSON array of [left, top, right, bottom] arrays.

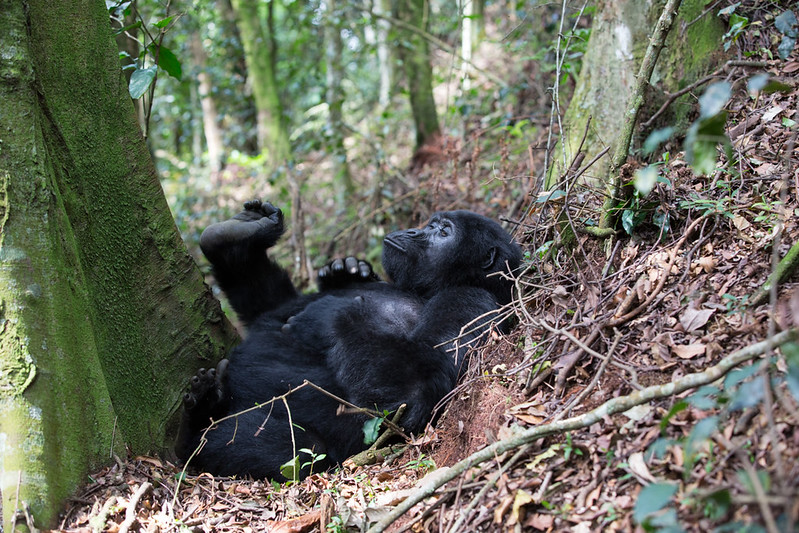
[[382, 210, 522, 304]]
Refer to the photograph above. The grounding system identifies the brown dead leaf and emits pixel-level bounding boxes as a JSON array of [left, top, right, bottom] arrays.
[[508, 489, 534, 526], [672, 343, 706, 359], [628, 452, 656, 483], [268, 510, 322, 533], [528, 513, 555, 529], [510, 400, 548, 425], [784, 61, 799, 73], [679, 307, 715, 332]]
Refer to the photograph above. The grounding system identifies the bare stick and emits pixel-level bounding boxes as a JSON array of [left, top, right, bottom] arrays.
[[119, 482, 152, 533], [366, 329, 797, 533]]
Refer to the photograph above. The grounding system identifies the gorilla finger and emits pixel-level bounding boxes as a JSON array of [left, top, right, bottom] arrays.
[[183, 393, 197, 409], [281, 322, 292, 334], [345, 256, 359, 274], [353, 295, 364, 303], [331, 258, 345, 273], [318, 265, 330, 278], [358, 261, 372, 278], [216, 359, 229, 381]]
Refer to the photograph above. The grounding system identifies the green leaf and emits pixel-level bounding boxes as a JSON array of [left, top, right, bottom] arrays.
[[736, 468, 771, 495], [154, 15, 176, 28], [687, 416, 718, 453], [684, 111, 730, 176], [698, 82, 731, 119], [280, 456, 300, 481], [775, 10, 798, 38], [633, 482, 678, 523], [782, 342, 799, 402], [633, 166, 659, 197], [729, 376, 765, 411], [686, 385, 720, 410], [747, 73, 770, 92], [643, 127, 675, 156], [717, 3, 739, 16], [725, 364, 759, 390], [621, 209, 635, 235], [128, 66, 156, 99], [778, 35, 796, 60], [660, 400, 688, 432], [151, 45, 182, 80], [703, 489, 732, 521], [362, 417, 383, 445]]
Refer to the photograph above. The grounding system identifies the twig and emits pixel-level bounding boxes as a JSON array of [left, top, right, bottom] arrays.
[[366, 329, 797, 533], [553, 329, 622, 421], [119, 482, 152, 533], [446, 444, 531, 532]]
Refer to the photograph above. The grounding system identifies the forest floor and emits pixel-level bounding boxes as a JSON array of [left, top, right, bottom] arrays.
[[55, 11, 799, 533]]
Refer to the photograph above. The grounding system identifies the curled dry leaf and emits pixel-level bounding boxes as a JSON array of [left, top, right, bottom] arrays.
[[628, 452, 656, 483], [679, 306, 715, 332], [672, 343, 706, 359]]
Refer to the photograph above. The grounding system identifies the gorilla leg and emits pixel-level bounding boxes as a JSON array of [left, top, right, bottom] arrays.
[[200, 200, 297, 326]]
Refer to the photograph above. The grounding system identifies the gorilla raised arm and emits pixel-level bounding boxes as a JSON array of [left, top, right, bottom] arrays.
[[176, 200, 522, 480]]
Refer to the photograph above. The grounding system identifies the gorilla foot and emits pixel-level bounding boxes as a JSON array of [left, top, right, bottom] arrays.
[[199, 200, 284, 259], [317, 256, 379, 290], [183, 358, 229, 415]]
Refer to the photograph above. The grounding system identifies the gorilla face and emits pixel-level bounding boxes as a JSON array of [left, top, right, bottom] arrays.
[[382, 211, 521, 304]]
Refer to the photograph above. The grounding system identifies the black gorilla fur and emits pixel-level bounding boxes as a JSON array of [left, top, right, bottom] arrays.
[[176, 200, 522, 480]]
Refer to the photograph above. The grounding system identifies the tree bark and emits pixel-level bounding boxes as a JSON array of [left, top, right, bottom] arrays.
[[548, 0, 727, 189], [191, 32, 225, 174], [0, 1, 238, 528], [231, 0, 291, 169], [325, 0, 355, 203], [394, 0, 440, 149]]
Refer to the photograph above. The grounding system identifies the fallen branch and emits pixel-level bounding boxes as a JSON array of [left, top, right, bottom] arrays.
[[119, 482, 152, 533], [750, 238, 799, 307], [366, 329, 797, 533]]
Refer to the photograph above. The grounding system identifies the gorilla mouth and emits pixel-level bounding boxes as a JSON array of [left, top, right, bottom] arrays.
[[384, 237, 406, 252]]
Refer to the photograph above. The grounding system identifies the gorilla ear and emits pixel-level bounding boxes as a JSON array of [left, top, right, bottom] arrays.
[[482, 247, 498, 270]]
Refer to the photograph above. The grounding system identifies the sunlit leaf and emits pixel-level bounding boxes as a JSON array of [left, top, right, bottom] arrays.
[[643, 127, 675, 156], [747, 73, 770, 92], [129, 66, 156, 99], [154, 15, 176, 28], [698, 82, 731, 119], [717, 3, 739, 16], [633, 482, 677, 523], [150, 44, 182, 80], [362, 417, 383, 445], [279, 456, 300, 481], [633, 166, 659, 196]]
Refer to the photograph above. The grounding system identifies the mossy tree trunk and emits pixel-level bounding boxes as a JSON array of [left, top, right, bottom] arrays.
[[547, 0, 726, 190], [394, 0, 441, 149], [232, 0, 291, 171], [0, 0, 239, 529], [324, 0, 355, 204]]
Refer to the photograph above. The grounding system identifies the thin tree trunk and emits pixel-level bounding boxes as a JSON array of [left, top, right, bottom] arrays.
[[231, 0, 291, 169], [376, 0, 393, 107], [394, 0, 440, 149], [0, 1, 238, 528], [324, 0, 354, 202], [191, 32, 225, 174]]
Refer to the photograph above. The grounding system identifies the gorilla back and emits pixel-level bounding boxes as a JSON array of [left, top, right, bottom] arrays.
[[176, 200, 522, 480]]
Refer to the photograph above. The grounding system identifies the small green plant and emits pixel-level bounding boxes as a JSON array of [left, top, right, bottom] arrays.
[[280, 448, 328, 481], [405, 453, 435, 473], [718, 4, 750, 52], [775, 9, 798, 59], [326, 515, 346, 533]]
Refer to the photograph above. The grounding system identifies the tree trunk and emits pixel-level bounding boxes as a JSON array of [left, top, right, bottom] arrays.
[[191, 32, 225, 174], [0, 1, 238, 529], [394, 0, 440, 149], [376, 0, 394, 107], [231, 0, 291, 169], [324, 0, 355, 203], [548, 0, 726, 188]]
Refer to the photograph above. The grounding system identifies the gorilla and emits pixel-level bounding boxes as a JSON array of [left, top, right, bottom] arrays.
[[176, 200, 521, 480]]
